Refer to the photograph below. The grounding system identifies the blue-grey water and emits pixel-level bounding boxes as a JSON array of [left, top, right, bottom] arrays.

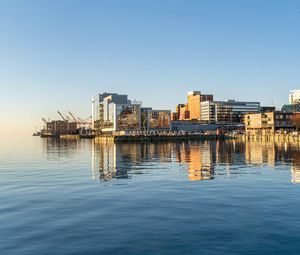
[[1, 137, 300, 254]]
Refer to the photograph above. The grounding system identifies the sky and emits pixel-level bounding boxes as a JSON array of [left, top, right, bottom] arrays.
[[0, 0, 300, 135]]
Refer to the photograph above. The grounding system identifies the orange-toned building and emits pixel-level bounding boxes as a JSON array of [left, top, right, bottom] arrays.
[[187, 91, 213, 120], [172, 91, 213, 121]]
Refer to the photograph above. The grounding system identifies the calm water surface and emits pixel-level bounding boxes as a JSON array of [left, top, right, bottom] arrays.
[[1, 137, 300, 254]]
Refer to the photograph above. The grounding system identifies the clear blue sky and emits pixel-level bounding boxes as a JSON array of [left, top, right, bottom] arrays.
[[0, 0, 300, 135]]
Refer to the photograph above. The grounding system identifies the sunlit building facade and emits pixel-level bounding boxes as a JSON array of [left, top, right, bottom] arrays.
[[245, 111, 295, 135], [201, 100, 260, 123], [142, 110, 171, 131], [187, 91, 214, 120], [172, 91, 213, 121], [148, 110, 171, 130], [92, 92, 141, 133]]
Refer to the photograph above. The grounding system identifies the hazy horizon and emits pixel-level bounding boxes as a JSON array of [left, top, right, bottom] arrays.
[[1, 0, 299, 135]]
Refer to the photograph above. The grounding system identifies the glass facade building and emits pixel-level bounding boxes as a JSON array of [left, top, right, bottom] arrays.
[[92, 93, 141, 133], [201, 100, 260, 123]]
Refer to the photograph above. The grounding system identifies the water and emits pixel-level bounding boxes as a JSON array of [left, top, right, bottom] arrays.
[[1, 137, 300, 254]]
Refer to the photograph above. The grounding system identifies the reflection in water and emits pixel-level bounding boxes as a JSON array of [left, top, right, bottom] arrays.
[[43, 138, 79, 161], [175, 142, 215, 181], [90, 139, 300, 183], [91, 141, 172, 181], [291, 151, 300, 183]]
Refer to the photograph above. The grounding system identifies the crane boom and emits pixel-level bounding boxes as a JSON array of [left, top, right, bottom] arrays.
[[57, 111, 66, 121], [68, 111, 77, 122], [41, 118, 48, 124]]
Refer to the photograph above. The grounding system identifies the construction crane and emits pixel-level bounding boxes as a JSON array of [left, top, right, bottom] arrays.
[[57, 111, 70, 121], [57, 111, 66, 121], [41, 118, 48, 124], [68, 111, 78, 122]]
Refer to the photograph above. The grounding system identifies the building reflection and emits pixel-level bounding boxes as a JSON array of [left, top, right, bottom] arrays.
[[291, 151, 300, 183], [245, 140, 275, 166], [90, 138, 300, 183], [91, 140, 173, 181], [174, 142, 215, 181], [42, 137, 83, 161]]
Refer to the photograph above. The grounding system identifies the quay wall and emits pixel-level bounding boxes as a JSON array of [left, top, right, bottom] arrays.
[[230, 134, 300, 142], [95, 134, 231, 142]]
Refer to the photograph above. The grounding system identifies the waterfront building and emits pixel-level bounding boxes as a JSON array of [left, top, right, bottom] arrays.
[[92, 92, 141, 133], [45, 120, 77, 135], [142, 109, 171, 131], [201, 100, 260, 123], [282, 103, 300, 113], [171, 121, 219, 132], [291, 112, 300, 131], [187, 91, 213, 120], [245, 111, 296, 135], [282, 90, 300, 113], [172, 91, 213, 121], [172, 104, 189, 121], [141, 107, 153, 130], [147, 110, 171, 130], [289, 90, 300, 104]]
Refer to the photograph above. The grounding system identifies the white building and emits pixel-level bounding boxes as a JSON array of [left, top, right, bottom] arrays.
[[201, 100, 260, 123], [289, 90, 300, 104], [92, 93, 141, 133]]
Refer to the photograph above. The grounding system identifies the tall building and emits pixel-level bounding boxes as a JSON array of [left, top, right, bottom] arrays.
[[187, 91, 213, 120], [92, 93, 141, 133], [289, 90, 300, 104], [201, 100, 260, 123]]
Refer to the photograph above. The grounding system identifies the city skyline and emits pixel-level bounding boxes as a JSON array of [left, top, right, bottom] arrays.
[[1, 0, 300, 135]]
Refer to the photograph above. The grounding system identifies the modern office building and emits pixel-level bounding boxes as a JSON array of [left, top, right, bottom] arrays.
[[172, 91, 213, 121], [201, 100, 260, 123], [187, 91, 213, 120], [92, 93, 141, 133], [289, 90, 300, 104]]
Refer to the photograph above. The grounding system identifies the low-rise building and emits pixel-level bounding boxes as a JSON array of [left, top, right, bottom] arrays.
[[282, 103, 300, 113], [260, 106, 276, 113], [45, 120, 77, 135], [245, 111, 295, 135], [291, 112, 300, 131], [144, 110, 171, 131], [171, 121, 219, 132]]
